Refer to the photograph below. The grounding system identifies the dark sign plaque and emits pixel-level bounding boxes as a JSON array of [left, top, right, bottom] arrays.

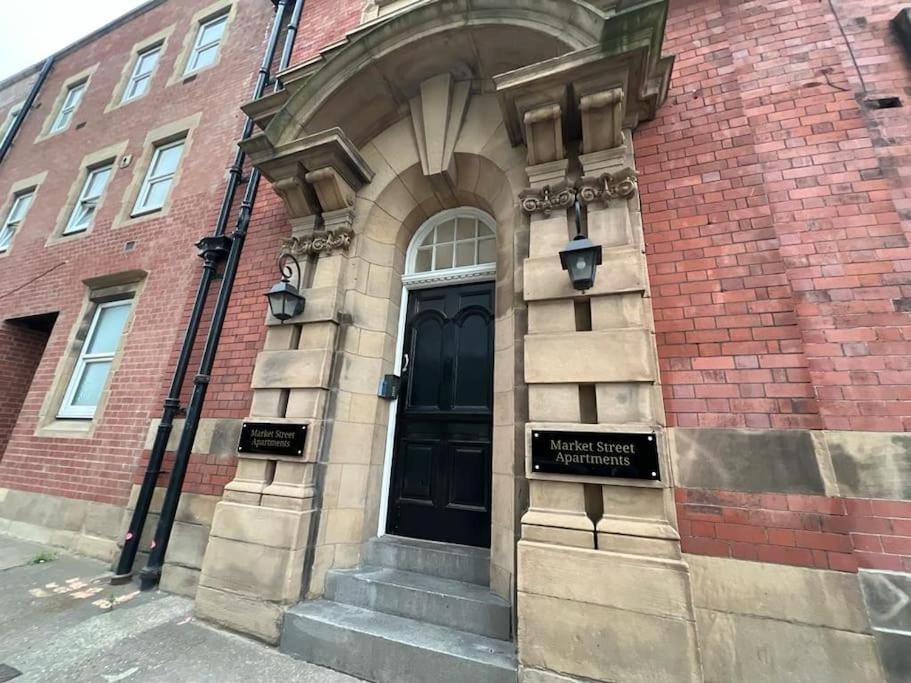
[[238, 422, 307, 457], [531, 430, 660, 481]]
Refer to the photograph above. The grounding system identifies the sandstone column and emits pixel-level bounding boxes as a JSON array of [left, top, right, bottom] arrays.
[[503, 78, 703, 681], [194, 131, 372, 643]]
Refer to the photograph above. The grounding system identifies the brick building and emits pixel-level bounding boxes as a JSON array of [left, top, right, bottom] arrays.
[[0, 0, 278, 575], [1, 0, 911, 681]]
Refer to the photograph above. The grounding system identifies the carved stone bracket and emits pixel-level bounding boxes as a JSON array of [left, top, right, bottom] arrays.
[[524, 104, 564, 166], [281, 228, 353, 258], [580, 88, 624, 155], [520, 182, 575, 216], [241, 127, 374, 221], [577, 168, 639, 205]]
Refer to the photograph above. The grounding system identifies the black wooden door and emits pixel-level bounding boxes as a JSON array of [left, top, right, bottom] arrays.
[[387, 281, 495, 548]]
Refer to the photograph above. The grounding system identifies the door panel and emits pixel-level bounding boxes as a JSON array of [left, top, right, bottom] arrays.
[[400, 441, 435, 502], [387, 281, 494, 548], [448, 443, 489, 510], [452, 307, 494, 411], [407, 312, 446, 410]]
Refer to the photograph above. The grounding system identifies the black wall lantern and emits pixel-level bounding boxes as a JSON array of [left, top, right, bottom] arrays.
[[560, 194, 603, 291], [266, 253, 306, 323]]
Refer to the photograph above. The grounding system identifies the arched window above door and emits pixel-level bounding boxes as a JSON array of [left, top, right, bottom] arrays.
[[407, 208, 496, 277]]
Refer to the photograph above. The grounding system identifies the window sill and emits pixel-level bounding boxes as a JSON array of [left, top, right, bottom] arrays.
[[47, 227, 92, 248], [105, 91, 149, 115], [169, 60, 219, 87], [129, 207, 163, 219], [115, 204, 170, 231], [34, 126, 70, 144], [36, 418, 94, 439]]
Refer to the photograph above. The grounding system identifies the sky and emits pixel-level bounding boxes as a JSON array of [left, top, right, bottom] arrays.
[[0, 0, 150, 81]]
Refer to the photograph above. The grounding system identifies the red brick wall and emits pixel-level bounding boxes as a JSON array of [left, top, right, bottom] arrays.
[[677, 488, 911, 572], [0, 321, 50, 459], [205, 187, 288, 420], [0, 0, 275, 508], [123, 183, 289, 497], [638, 0, 911, 431], [291, 0, 363, 63]]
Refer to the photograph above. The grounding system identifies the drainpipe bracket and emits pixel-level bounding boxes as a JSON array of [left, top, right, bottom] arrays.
[[195, 235, 233, 262]]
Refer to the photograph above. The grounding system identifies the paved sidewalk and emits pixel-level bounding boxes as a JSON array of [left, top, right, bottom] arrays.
[[0, 534, 361, 682]]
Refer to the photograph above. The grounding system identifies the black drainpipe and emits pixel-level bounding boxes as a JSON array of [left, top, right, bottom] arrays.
[[112, 0, 302, 584], [137, 0, 306, 590], [0, 57, 54, 166]]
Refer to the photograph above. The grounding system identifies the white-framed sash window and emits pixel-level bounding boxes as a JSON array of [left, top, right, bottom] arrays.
[[0, 103, 23, 146], [132, 139, 185, 215], [50, 81, 86, 133], [185, 14, 228, 75], [0, 190, 35, 252], [123, 45, 161, 102], [65, 164, 113, 234], [58, 300, 133, 419]]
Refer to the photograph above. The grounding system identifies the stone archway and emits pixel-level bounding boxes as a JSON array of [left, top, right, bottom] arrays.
[[196, 6, 688, 682], [339, 113, 529, 601], [194, 94, 530, 641]]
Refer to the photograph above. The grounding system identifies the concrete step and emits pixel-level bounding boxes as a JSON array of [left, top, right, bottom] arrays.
[[281, 600, 517, 683], [363, 535, 490, 586], [325, 565, 511, 640]]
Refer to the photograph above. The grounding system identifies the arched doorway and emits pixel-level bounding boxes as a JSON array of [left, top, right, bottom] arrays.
[[380, 208, 498, 548]]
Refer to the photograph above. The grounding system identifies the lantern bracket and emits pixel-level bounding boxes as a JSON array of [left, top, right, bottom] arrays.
[[265, 252, 307, 323]]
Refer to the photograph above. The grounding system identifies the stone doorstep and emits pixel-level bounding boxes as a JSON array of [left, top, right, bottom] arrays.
[[281, 600, 516, 683], [363, 535, 491, 585], [325, 565, 511, 640], [280, 535, 516, 683]]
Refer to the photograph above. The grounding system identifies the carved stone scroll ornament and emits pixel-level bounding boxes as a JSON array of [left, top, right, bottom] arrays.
[[577, 168, 639, 205], [520, 169, 638, 216], [520, 182, 575, 216], [281, 228, 353, 257]]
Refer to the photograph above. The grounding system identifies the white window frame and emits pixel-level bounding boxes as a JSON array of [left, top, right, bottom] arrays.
[[131, 138, 185, 216], [0, 102, 23, 146], [58, 300, 132, 419], [50, 81, 87, 133], [184, 13, 228, 75], [123, 45, 162, 103], [0, 190, 35, 253], [64, 164, 113, 235]]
